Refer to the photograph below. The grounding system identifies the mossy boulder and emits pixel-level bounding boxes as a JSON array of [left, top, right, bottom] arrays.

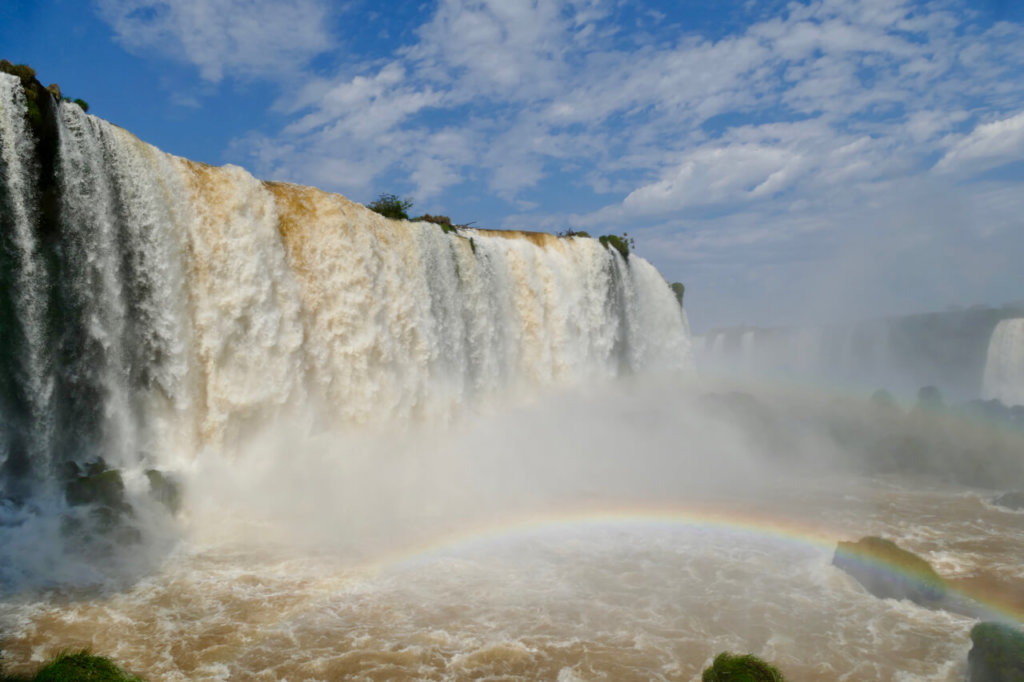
[[61, 461, 140, 542], [968, 622, 1024, 682], [64, 462, 130, 512], [701, 652, 785, 681], [833, 536, 947, 604], [5, 650, 145, 682]]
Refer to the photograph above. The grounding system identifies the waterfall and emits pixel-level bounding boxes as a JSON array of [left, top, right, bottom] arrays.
[[0, 78, 691, 500], [0, 75, 52, 495], [982, 319, 1024, 407]]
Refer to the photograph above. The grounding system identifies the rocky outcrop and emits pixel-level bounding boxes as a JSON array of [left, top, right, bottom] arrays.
[[993, 491, 1024, 511], [833, 536, 947, 605]]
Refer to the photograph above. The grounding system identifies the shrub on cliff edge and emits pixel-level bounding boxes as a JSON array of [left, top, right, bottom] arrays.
[[670, 282, 685, 305], [368, 193, 413, 220], [599, 233, 631, 260]]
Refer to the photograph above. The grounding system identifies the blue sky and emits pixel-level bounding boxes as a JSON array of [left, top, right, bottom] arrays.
[[3, 0, 1023, 331]]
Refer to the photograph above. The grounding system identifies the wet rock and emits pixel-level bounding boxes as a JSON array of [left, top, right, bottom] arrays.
[[702, 652, 786, 681], [64, 461, 131, 512], [145, 469, 181, 514], [968, 622, 1024, 682], [993, 492, 1024, 511], [833, 536, 947, 605]]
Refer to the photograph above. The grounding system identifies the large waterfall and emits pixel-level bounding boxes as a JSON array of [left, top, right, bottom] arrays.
[[983, 319, 1024, 407], [0, 73, 690, 505]]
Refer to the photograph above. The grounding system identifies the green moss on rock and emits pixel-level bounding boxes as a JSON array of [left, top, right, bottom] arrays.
[[702, 652, 786, 681], [833, 536, 947, 604], [968, 622, 1024, 682], [64, 463, 129, 511], [2, 650, 144, 682]]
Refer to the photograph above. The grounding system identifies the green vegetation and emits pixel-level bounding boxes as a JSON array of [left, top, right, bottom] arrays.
[[968, 622, 1024, 682], [1, 650, 144, 682], [833, 536, 947, 604], [599, 233, 634, 260], [702, 652, 786, 682], [670, 281, 685, 305], [1, 60, 89, 116], [415, 213, 455, 233], [556, 229, 591, 238], [368, 193, 413, 220], [0, 60, 36, 85]]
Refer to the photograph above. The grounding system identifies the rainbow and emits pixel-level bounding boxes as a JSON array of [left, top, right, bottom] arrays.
[[362, 501, 1024, 625]]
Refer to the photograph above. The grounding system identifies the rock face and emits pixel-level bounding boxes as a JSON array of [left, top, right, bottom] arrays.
[[833, 536, 947, 605], [701, 652, 785, 682], [994, 492, 1024, 511], [968, 622, 1024, 682]]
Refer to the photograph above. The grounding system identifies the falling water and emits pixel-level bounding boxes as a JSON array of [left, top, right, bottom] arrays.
[[0, 79, 691, 502], [0, 75, 52, 496], [982, 319, 1024, 406]]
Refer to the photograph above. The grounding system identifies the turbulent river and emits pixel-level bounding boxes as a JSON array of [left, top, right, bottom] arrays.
[[2, 382, 1024, 682], [2, 72, 1024, 681]]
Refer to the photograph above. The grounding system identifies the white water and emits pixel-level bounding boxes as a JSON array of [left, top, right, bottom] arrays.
[[0, 85, 690, 490], [0, 74, 52, 485], [983, 319, 1024, 406]]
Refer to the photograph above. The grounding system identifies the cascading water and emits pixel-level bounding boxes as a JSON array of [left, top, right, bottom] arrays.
[[0, 74, 690, 520], [983, 319, 1024, 406], [0, 75, 52, 497]]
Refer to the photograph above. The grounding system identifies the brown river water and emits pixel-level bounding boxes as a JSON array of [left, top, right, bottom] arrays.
[[2, 383, 1023, 681]]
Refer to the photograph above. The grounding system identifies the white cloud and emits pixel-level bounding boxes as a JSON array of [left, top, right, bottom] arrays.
[[934, 111, 1024, 174], [623, 144, 806, 213], [96, 0, 333, 82]]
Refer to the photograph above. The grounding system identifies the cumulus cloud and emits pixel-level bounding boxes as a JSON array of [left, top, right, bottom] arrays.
[[95, 0, 333, 82]]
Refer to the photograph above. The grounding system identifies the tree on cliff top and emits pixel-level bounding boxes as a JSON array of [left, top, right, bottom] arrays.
[[368, 193, 413, 220]]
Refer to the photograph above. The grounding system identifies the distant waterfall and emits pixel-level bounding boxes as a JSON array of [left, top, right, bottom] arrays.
[[0, 73, 691, 499], [983, 319, 1024, 407]]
